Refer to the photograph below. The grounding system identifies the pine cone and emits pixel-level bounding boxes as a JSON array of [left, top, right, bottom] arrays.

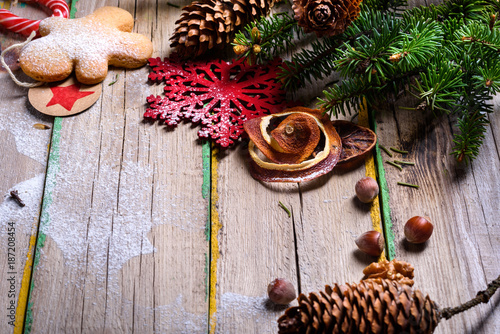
[[292, 0, 362, 37], [277, 279, 440, 334], [170, 0, 275, 58]]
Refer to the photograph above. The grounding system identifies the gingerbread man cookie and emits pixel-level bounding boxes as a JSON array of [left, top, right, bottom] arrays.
[[19, 6, 153, 85]]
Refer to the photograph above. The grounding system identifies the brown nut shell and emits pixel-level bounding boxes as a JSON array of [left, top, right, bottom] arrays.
[[355, 230, 384, 257], [332, 120, 377, 170], [404, 216, 433, 244], [268, 278, 297, 305], [362, 259, 415, 286], [244, 107, 342, 182]]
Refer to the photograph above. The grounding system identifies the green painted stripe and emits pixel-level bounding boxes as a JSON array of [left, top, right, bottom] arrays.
[[202, 140, 211, 200], [202, 141, 211, 304], [24, 117, 62, 333], [24, 3, 77, 332], [69, 0, 79, 19], [369, 109, 396, 260], [202, 141, 211, 242]]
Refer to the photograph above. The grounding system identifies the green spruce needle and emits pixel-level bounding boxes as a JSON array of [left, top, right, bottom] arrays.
[[350, 112, 359, 122], [394, 160, 415, 166], [390, 147, 409, 154], [379, 145, 393, 157], [166, 2, 180, 8], [278, 201, 291, 218], [108, 74, 119, 86], [397, 182, 419, 189], [386, 161, 403, 171]]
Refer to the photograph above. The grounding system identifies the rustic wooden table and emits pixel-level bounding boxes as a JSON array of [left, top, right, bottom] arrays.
[[0, 0, 498, 333]]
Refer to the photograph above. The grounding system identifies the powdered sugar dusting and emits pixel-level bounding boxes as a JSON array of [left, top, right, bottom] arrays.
[[0, 94, 52, 164], [0, 174, 45, 292], [42, 156, 206, 294], [0, 173, 45, 239], [132, 295, 208, 333], [215, 292, 288, 332]]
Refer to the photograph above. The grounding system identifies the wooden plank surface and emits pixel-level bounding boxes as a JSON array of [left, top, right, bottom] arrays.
[[0, 0, 498, 333], [210, 2, 499, 333], [374, 93, 500, 333], [212, 146, 301, 333], [0, 2, 53, 333], [24, 0, 210, 333]]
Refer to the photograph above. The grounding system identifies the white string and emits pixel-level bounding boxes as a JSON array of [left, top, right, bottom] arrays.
[[0, 31, 44, 88]]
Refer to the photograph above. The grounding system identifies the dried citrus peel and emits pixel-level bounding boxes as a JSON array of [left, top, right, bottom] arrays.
[[332, 120, 377, 170], [269, 113, 320, 162], [244, 108, 342, 182]]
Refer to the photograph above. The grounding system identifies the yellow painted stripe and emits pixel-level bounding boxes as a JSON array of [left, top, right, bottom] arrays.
[[358, 101, 386, 262], [13, 220, 38, 333], [209, 147, 221, 334], [0, 1, 12, 10]]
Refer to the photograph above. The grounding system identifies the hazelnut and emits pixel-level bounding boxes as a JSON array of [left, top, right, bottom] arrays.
[[267, 278, 296, 305], [404, 216, 433, 244], [355, 177, 379, 203], [355, 230, 385, 257]]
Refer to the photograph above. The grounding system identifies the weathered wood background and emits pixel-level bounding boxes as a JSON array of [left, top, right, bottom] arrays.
[[0, 0, 498, 333]]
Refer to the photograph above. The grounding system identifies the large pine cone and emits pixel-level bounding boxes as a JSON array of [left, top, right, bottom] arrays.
[[292, 0, 362, 37], [278, 279, 440, 333], [170, 0, 275, 58]]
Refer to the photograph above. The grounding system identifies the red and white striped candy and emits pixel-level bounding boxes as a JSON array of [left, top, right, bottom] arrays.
[[0, 0, 69, 37]]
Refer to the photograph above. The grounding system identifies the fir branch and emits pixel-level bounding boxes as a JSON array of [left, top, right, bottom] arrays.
[[336, 18, 404, 84], [451, 88, 493, 163], [456, 22, 500, 53], [279, 37, 344, 91], [362, 0, 408, 13], [452, 110, 489, 163], [232, 13, 300, 65], [320, 68, 423, 117], [439, 0, 491, 23], [318, 77, 371, 116], [279, 9, 395, 90], [403, 4, 441, 23], [252, 0, 500, 163], [412, 58, 466, 113], [389, 20, 443, 73], [474, 63, 500, 94]]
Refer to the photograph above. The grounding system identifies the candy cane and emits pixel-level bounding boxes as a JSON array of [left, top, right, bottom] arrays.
[[0, 0, 69, 37]]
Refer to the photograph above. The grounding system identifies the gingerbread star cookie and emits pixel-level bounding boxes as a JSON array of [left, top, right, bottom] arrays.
[[19, 6, 153, 85]]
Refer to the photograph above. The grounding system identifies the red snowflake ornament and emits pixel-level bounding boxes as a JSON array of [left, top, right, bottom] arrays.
[[145, 55, 290, 147]]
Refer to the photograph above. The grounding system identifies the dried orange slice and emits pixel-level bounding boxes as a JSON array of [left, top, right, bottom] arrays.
[[332, 120, 377, 170], [244, 107, 342, 182]]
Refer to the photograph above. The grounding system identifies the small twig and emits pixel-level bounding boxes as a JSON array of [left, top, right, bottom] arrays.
[[390, 147, 409, 154], [386, 161, 403, 171], [278, 201, 291, 218], [10, 190, 25, 207], [440, 274, 500, 320], [397, 182, 419, 189], [394, 160, 415, 166], [379, 145, 393, 157]]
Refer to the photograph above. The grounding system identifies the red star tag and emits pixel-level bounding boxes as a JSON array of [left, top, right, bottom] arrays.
[[28, 76, 102, 117], [46, 83, 95, 111]]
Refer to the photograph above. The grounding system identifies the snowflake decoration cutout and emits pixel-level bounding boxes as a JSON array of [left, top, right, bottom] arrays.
[[145, 55, 290, 147]]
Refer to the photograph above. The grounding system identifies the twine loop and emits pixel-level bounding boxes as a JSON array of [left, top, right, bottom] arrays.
[[0, 31, 43, 88]]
